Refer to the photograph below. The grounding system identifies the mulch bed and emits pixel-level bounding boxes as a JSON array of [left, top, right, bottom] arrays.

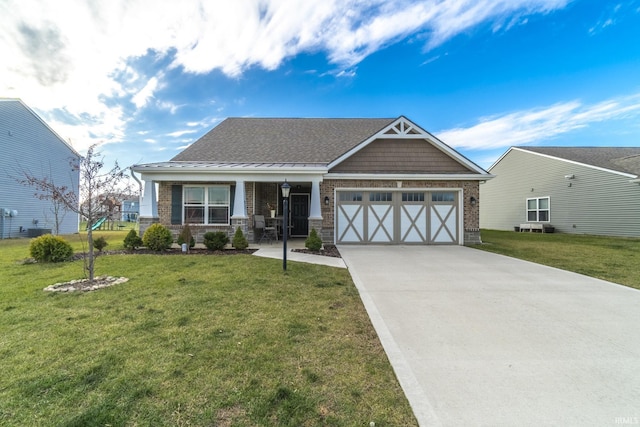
[[71, 244, 342, 259], [292, 244, 341, 258]]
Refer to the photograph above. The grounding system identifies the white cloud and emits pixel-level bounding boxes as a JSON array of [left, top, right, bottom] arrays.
[[131, 76, 160, 108], [0, 0, 571, 152], [166, 129, 198, 138], [437, 94, 640, 150]]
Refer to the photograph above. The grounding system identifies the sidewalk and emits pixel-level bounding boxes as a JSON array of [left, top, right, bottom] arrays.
[[251, 239, 346, 269]]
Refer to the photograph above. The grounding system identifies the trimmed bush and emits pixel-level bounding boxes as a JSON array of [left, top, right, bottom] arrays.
[[143, 223, 173, 252], [232, 227, 249, 250], [29, 234, 73, 262], [203, 231, 229, 251], [177, 224, 195, 248], [93, 236, 108, 252], [123, 229, 143, 251], [305, 228, 323, 252]]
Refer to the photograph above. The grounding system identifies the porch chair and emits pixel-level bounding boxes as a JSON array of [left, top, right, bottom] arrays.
[[254, 215, 276, 244]]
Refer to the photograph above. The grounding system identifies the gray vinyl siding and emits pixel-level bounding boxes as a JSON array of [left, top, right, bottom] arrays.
[[0, 100, 80, 238], [480, 149, 640, 237]]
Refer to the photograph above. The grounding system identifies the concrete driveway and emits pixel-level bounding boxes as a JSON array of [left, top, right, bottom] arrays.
[[339, 245, 640, 426]]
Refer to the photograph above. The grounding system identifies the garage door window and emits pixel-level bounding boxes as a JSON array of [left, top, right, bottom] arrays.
[[339, 192, 362, 202], [432, 192, 455, 202], [402, 192, 425, 202], [369, 192, 392, 202]]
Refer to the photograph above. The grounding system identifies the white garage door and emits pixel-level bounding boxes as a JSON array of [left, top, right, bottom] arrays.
[[336, 190, 459, 245]]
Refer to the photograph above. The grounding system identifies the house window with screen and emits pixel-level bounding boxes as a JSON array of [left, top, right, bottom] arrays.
[[527, 197, 550, 222], [184, 185, 230, 224]]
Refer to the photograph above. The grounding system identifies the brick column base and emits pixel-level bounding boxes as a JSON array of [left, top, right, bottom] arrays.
[[308, 218, 324, 242], [139, 217, 159, 237], [464, 228, 482, 245], [231, 217, 251, 242]]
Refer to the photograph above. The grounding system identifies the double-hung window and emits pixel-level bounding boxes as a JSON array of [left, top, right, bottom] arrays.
[[184, 185, 230, 225], [527, 197, 550, 222]]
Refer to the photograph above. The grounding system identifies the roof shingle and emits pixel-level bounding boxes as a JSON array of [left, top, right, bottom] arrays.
[[519, 146, 640, 176], [171, 117, 396, 164]]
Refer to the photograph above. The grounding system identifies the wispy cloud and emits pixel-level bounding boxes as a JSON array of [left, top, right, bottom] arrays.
[[166, 129, 198, 138], [437, 94, 640, 150]]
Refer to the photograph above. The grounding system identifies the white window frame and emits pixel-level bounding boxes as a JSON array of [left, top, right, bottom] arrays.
[[183, 185, 230, 225], [526, 196, 550, 222]]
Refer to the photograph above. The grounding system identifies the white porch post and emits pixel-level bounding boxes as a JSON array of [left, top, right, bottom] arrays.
[[140, 179, 157, 217], [309, 179, 322, 220], [231, 179, 247, 218]]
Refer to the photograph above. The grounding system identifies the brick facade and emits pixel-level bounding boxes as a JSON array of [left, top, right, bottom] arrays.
[[146, 178, 482, 245]]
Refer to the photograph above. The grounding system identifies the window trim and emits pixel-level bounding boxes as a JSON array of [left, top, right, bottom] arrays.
[[183, 185, 231, 225], [526, 196, 550, 223]]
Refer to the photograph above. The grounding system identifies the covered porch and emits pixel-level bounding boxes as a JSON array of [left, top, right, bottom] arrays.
[[134, 163, 326, 243]]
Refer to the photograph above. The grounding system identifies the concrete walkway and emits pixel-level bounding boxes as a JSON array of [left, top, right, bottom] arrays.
[[252, 239, 346, 268], [339, 245, 640, 426]]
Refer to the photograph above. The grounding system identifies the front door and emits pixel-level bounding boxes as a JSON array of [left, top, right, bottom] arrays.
[[290, 194, 309, 237]]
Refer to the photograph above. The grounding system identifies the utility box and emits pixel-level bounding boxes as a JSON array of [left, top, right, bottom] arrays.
[[28, 228, 52, 237]]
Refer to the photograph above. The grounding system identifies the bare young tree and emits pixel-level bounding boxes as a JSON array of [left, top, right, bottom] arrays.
[[21, 144, 127, 282]]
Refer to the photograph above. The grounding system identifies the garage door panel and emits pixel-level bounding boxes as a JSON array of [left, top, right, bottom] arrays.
[[368, 204, 393, 242], [430, 205, 457, 243], [337, 204, 365, 243], [400, 204, 427, 243]]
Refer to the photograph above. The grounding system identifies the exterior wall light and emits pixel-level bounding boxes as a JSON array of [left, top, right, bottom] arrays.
[[324, 196, 330, 206], [470, 196, 477, 206]]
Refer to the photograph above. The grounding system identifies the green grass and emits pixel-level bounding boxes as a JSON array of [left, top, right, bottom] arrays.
[[476, 229, 640, 290], [0, 233, 417, 426]]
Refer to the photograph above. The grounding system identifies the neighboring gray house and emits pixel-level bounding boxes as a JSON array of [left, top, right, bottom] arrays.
[[480, 146, 640, 237], [0, 99, 80, 238], [132, 116, 492, 245]]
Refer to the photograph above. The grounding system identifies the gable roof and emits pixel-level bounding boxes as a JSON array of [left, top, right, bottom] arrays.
[[511, 146, 640, 177], [172, 117, 395, 164]]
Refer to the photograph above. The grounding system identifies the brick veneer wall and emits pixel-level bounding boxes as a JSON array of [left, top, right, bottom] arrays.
[[320, 179, 481, 244]]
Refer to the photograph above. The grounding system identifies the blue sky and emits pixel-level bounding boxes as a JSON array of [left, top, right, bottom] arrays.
[[2, 0, 639, 170]]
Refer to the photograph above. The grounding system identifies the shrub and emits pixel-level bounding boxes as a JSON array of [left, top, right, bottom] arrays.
[[305, 228, 323, 252], [203, 231, 229, 251], [232, 227, 248, 250], [177, 224, 195, 248], [93, 236, 108, 252], [29, 234, 73, 262], [143, 223, 173, 252], [123, 229, 143, 251]]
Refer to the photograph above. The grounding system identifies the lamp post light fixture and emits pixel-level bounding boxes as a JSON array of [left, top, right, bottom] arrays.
[[281, 180, 291, 271]]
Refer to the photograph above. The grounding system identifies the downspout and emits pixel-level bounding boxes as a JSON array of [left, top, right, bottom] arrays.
[[129, 167, 143, 194]]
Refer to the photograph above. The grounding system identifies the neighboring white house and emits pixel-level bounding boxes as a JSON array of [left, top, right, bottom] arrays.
[[480, 146, 640, 237], [0, 99, 80, 238]]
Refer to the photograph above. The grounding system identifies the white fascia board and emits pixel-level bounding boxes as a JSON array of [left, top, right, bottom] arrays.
[[138, 169, 327, 183], [328, 116, 488, 175], [514, 147, 639, 179], [486, 147, 514, 172], [325, 173, 495, 181]]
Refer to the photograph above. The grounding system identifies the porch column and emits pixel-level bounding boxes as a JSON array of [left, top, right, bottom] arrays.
[[231, 179, 247, 218], [140, 179, 157, 217], [309, 179, 322, 220]]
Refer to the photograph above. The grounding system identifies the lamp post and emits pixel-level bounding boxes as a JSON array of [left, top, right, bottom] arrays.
[[281, 180, 291, 271]]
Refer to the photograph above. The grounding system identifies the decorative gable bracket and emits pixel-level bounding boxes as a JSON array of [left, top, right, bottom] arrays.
[[383, 118, 421, 136]]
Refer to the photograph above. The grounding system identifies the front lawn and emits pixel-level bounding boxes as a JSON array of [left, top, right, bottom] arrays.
[[476, 229, 640, 290], [0, 232, 417, 426]]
